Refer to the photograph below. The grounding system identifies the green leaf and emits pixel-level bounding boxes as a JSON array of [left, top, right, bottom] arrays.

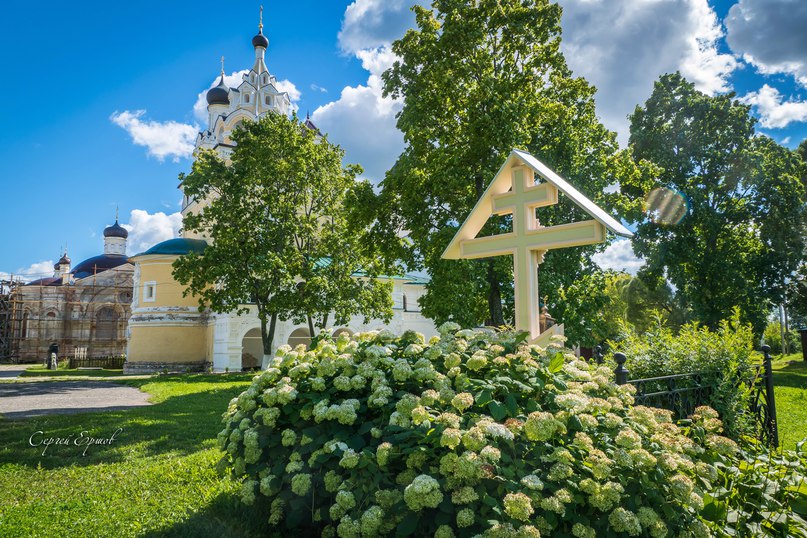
[[548, 354, 565, 374], [396, 513, 419, 537], [488, 401, 508, 421]]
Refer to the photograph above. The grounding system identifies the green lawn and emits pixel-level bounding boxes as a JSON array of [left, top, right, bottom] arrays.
[[0, 374, 273, 537], [771, 353, 807, 451], [20, 365, 126, 378]]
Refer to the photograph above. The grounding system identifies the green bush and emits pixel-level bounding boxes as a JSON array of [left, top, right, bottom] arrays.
[[606, 310, 756, 438], [217, 325, 807, 537], [762, 321, 801, 356]]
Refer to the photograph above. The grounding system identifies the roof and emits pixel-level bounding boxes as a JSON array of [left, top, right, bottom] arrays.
[[511, 149, 632, 237], [136, 238, 209, 257], [443, 149, 632, 259], [71, 254, 131, 279], [26, 277, 61, 287]]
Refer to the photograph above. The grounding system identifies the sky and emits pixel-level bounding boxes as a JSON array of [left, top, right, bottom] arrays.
[[1, 0, 806, 281]]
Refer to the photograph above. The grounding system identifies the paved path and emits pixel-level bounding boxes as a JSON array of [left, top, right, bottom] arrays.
[[0, 364, 29, 379], [0, 381, 152, 420]]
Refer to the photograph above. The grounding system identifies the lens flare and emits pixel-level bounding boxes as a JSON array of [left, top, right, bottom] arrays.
[[645, 187, 689, 225]]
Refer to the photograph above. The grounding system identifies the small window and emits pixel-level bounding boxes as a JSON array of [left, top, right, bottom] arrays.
[[265, 95, 271, 106], [244, 94, 250, 104], [143, 281, 156, 303]]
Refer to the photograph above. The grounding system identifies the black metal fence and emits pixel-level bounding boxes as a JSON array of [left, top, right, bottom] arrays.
[[597, 345, 779, 447], [69, 356, 126, 370]]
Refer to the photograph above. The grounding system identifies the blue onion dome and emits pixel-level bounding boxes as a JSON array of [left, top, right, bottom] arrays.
[[103, 220, 128, 239], [252, 29, 268, 49], [206, 75, 230, 106]]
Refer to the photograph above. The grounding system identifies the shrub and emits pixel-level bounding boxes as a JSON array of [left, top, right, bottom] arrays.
[[217, 325, 807, 536], [606, 310, 756, 438], [762, 321, 801, 356]]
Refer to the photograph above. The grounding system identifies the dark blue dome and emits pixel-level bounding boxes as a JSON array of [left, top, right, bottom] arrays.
[[104, 220, 128, 239], [252, 30, 268, 49], [71, 254, 130, 279], [206, 75, 230, 106]]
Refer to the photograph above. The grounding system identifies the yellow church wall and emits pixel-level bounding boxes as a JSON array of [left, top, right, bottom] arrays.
[[127, 324, 209, 364], [135, 257, 200, 308]]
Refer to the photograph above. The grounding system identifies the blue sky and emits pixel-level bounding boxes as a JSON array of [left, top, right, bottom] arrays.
[[1, 0, 806, 280]]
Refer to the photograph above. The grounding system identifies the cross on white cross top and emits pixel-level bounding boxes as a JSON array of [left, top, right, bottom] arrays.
[[443, 149, 632, 344]]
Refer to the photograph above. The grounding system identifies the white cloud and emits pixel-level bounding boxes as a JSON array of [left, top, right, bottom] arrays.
[[275, 79, 302, 106], [311, 84, 328, 93], [313, 46, 404, 183], [122, 209, 183, 254], [592, 239, 644, 275], [0, 261, 57, 283], [110, 110, 197, 162], [726, 0, 807, 87], [559, 0, 738, 144], [740, 84, 807, 129], [338, 0, 417, 53]]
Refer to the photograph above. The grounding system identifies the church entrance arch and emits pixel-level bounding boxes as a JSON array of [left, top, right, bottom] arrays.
[[288, 327, 311, 349], [241, 327, 263, 370]]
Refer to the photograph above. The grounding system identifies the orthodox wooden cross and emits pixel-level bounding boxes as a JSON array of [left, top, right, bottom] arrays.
[[442, 149, 632, 344]]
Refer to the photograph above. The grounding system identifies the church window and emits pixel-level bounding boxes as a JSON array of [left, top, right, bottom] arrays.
[[244, 94, 250, 104], [265, 95, 271, 106], [96, 307, 118, 340], [288, 327, 311, 349], [143, 281, 156, 303]]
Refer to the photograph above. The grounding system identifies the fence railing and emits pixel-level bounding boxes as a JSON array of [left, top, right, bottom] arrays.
[[598, 345, 779, 448], [69, 356, 126, 370]]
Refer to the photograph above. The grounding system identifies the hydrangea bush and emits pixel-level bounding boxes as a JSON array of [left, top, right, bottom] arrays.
[[218, 325, 807, 537]]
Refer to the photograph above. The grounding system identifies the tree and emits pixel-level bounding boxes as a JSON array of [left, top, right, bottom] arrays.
[[380, 0, 650, 329], [173, 113, 393, 367], [623, 73, 806, 334]]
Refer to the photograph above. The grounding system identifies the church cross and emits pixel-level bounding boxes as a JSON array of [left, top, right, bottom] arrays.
[[443, 149, 632, 343]]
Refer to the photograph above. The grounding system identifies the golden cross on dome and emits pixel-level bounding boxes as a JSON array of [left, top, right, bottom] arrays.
[[259, 5, 264, 31], [220, 56, 225, 75]]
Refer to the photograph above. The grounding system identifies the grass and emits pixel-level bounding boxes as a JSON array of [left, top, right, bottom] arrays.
[[770, 353, 807, 452], [20, 365, 126, 378], [0, 373, 273, 537]]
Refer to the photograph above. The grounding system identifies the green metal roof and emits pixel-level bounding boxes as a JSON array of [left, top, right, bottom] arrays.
[[136, 238, 208, 257]]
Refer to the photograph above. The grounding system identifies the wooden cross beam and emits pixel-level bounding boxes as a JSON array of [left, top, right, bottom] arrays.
[[443, 150, 631, 343]]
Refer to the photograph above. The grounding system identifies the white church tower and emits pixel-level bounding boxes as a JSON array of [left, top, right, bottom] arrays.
[[182, 8, 293, 237]]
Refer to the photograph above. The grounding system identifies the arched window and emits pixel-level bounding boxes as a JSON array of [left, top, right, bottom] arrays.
[[241, 327, 263, 370], [96, 307, 118, 340], [332, 328, 353, 338], [288, 327, 311, 349]]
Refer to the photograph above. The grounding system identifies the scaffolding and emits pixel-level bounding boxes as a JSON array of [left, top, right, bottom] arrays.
[[0, 274, 132, 364]]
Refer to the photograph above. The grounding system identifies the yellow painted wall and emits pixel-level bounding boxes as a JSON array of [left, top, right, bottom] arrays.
[[128, 325, 209, 363], [136, 257, 200, 308]]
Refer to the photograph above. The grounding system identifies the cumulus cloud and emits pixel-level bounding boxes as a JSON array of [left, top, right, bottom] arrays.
[[559, 0, 738, 144], [110, 110, 198, 162], [726, 0, 807, 87], [122, 209, 183, 254], [313, 47, 404, 183], [275, 79, 302, 108], [740, 84, 807, 129], [338, 0, 417, 53], [0, 261, 58, 282], [315, 1, 411, 184], [592, 239, 644, 275]]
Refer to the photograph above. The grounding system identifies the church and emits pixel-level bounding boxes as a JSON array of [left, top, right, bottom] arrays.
[[7, 221, 133, 362], [124, 20, 437, 373]]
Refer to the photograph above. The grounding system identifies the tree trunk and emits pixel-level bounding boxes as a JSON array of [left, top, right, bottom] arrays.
[[486, 259, 505, 326], [261, 313, 277, 369], [306, 315, 315, 338], [320, 312, 330, 332]]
